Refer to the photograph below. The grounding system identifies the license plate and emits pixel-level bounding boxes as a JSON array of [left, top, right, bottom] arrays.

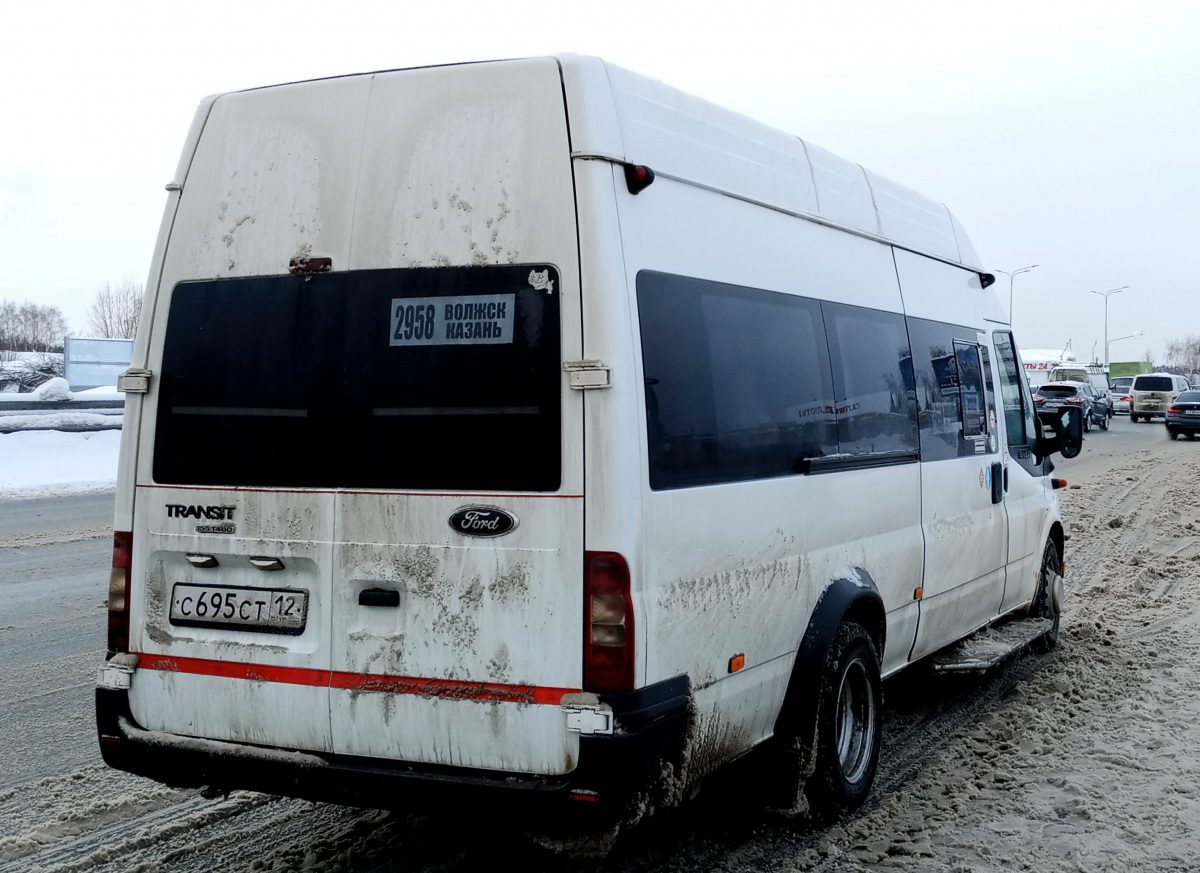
[[1042, 402, 1062, 409], [1187, 410, 1200, 416], [170, 583, 308, 634]]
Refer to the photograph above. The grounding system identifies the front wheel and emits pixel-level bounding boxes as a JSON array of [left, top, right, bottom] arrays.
[[805, 623, 882, 815], [1100, 414, 1109, 431], [1028, 540, 1063, 652]]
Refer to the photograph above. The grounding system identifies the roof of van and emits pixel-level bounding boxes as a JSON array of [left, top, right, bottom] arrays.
[[555, 55, 983, 269], [213, 55, 984, 271]]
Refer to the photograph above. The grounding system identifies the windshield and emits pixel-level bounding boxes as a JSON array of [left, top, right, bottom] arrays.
[[153, 265, 562, 491]]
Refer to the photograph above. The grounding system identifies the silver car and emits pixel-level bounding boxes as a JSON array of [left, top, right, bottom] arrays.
[[1110, 377, 1134, 414]]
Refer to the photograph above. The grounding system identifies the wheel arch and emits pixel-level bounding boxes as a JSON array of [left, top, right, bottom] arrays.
[[1048, 521, 1065, 575], [772, 570, 886, 746]]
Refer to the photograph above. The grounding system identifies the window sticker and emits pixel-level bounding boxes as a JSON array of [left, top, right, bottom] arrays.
[[390, 294, 516, 346]]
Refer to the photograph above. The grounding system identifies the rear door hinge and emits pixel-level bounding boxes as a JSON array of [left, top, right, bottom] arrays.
[[117, 368, 152, 394], [562, 703, 615, 735], [563, 360, 611, 390]]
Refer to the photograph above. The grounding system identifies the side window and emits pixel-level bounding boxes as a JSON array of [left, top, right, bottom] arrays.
[[822, 302, 919, 457], [954, 341, 988, 441], [992, 331, 1039, 462], [907, 318, 992, 461], [637, 271, 836, 490]]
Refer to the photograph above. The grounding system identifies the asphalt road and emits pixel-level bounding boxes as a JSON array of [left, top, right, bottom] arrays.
[[0, 491, 113, 789]]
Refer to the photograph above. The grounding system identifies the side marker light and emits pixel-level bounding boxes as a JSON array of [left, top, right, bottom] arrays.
[[624, 163, 655, 195], [728, 653, 745, 673]]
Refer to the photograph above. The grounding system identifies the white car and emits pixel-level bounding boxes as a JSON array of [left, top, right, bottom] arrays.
[[1110, 377, 1134, 414]]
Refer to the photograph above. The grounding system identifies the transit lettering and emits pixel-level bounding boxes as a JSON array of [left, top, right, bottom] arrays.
[[166, 504, 236, 520]]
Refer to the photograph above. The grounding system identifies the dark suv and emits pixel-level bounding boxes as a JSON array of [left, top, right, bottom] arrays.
[[1035, 382, 1105, 432]]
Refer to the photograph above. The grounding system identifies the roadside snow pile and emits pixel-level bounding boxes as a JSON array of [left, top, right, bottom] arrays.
[[0, 429, 120, 500], [33, 376, 72, 400]]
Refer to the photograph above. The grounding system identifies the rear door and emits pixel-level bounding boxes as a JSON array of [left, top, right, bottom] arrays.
[[128, 75, 374, 752], [327, 61, 585, 774], [130, 60, 585, 775]]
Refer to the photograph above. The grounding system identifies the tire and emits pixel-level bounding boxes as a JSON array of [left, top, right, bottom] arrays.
[[1100, 414, 1109, 431], [804, 622, 883, 815], [1169, 428, 1179, 440], [1028, 540, 1062, 653], [1083, 415, 1091, 433], [1130, 413, 1139, 422]]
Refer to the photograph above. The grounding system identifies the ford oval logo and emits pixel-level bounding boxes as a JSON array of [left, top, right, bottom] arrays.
[[448, 506, 519, 538]]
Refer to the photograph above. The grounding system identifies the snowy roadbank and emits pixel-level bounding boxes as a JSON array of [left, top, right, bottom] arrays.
[[0, 429, 119, 501]]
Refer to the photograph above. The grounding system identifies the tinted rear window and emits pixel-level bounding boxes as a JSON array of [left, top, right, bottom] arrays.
[[154, 266, 562, 491], [1038, 386, 1080, 399], [1134, 376, 1173, 392]]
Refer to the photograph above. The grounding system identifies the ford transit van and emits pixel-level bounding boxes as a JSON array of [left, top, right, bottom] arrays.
[[96, 55, 1082, 842]]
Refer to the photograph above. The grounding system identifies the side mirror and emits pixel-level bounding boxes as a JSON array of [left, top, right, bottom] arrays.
[[1036, 406, 1084, 460]]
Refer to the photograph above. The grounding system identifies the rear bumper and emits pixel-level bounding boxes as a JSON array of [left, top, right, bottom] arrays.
[[96, 673, 692, 823], [1165, 415, 1200, 431]]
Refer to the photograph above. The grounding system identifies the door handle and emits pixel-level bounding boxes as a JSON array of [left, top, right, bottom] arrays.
[[991, 462, 1004, 504], [358, 588, 400, 607]]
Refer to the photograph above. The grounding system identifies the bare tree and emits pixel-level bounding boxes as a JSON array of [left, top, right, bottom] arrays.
[[0, 300, 69, 352], [1163, 335, 1200, 377], [87, 279, 143, 338]]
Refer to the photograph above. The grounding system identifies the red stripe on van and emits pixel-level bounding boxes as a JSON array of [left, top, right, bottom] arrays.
[[134, 653, 577, 705]]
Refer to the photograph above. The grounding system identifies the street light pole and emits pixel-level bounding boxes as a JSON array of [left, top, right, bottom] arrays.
[[1107, 330, 1142, 368], [1090, 285, 1130, 368], [995, 265, 1038, 326]]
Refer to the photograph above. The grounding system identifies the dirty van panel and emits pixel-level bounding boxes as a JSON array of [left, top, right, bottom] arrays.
[[126, 489, 336, 753], [160, 76, 371, 282], [327, 492, 583, 773], [347, 58, 576, 272]]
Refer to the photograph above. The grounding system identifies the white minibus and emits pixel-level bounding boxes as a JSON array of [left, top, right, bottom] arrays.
[[97, 55, 1082, 842]]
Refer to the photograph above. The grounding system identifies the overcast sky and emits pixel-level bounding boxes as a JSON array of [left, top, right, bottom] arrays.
[[4, 0, 1198, 365]]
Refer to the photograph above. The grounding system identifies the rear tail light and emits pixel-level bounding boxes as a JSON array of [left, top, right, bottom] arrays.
[[1168, 407, 1181, 413], [584, 551, 635, 692], [1066, 397, 1084, 404], [108, 531, 133, 653], [1033, 396, 1044, 404]]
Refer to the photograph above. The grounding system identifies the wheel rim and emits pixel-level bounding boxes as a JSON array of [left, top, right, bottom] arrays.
[[835, 657, 876, 783]]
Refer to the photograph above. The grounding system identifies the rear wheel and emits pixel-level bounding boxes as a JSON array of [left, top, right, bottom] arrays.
[[1131, 413, 1139, 422], [804, 622, 882, 815], [1169, 428, 1179, 440], [1028, 540, 1062, 653]]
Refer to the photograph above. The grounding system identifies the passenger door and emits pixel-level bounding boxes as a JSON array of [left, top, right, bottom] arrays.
[[895, 252, 1008, 660], [993, 331, 1050, 613]]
